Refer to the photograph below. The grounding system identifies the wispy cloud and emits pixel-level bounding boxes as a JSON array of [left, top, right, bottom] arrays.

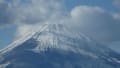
[[2, 0, 64, 39], [0, 0, 15, 26], [0, 0, 64, 26], [1, 0, 120, 42], [15, 1, 120, 42], [64, 6, 120, 42], [113, 0, 120, 10]]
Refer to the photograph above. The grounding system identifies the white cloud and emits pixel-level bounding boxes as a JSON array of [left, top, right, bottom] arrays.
[[0, 0, 64, 26], [0, 0, 65, 39], [16, 5, 120, 42], [0, 0, 15, 26], [65, 6, 120, 42], [1, 0, 120, 43], [14, 0, 64, 24], [113, 0, 120, 10], [114, 16, 119, 22], [15, 24, 34, 39]]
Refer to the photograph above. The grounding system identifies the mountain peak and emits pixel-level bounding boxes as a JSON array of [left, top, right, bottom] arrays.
[[0, 23, 91, 54], [32, 23, 81, 52], [0, 24, 120, 68], [0, 23, 74, 53], [33, 23, 68, 38]]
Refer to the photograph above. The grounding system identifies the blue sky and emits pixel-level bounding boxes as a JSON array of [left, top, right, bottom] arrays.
[[64, 0, 117, 12], [0, 0, 120, 53], [0, 25, 16, 48]]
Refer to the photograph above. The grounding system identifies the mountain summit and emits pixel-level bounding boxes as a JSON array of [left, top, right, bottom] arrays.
[[0, 24, 120, 68]]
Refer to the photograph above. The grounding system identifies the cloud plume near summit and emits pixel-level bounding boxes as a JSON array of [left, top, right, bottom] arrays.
[[0, 0, 120, 42], [66, 6, 120, 42], [0, 0, 64, 25]]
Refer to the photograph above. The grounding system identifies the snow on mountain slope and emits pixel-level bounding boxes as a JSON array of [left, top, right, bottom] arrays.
[[0, 23, 120, 68]]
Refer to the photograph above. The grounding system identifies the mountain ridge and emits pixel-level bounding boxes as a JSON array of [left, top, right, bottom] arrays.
[[0, 23, 120, 68]]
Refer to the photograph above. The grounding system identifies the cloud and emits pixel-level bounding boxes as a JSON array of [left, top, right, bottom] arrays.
[[15, 24, 34, 39], [1, 0, 120, 43], [65, 6, 120, 42], [16, 5, 120, 42], [0, 0, 64, 27], [113, 0, 120, 10], [114, 13, 120, 21], [0, 0, 65, 40], [10, 0, 65, 39], [14, 0, 64, 24], [0, 0, 15, 26]]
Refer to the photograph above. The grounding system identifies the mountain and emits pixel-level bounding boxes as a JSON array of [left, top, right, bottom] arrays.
[[0, 23, 120, 68]]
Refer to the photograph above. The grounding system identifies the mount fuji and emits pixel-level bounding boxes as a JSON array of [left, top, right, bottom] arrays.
[[0, 24, 120, 68]]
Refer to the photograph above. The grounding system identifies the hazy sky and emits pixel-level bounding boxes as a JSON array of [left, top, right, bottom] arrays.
[[0, 0, 120, 52]]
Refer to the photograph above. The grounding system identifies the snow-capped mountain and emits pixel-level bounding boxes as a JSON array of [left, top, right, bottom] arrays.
[[0, 23, 120, 68]]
